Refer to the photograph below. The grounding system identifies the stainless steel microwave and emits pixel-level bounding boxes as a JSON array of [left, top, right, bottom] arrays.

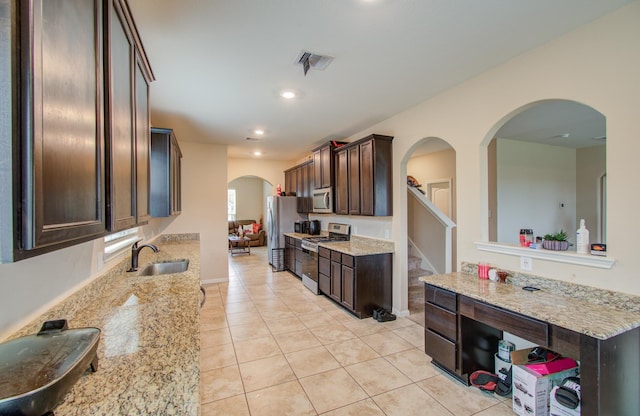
[[312, 187, 333, 213]]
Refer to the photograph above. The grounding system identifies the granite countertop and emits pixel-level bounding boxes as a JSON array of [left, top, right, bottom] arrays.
[[284, 232, 394, 256], [420, 272, 640, 340], [8, 235, 201, 415]]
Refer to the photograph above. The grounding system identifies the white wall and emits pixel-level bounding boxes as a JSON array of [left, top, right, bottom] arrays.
[[576, 145, 606, 242], [228, 158, 293, 190], [162, 141, 229, 283], [340, 1, 640, 314], [496, 139, 576, 244]]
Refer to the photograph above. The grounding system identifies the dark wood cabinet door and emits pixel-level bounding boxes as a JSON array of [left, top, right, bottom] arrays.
[[150, 128, 181, 217], [348, 146, 360, 215], [359, 140, 374, 216], [313, 150, 322, 189], [171, 135, 182, 214], [19, 0, 107, 251], [135, 55, 150, 224], [319, 273, 330, 295], [107, 0, 136, 231], [341, 265, 355, 311], [284, 169, 294, 196], [296, 166, 304, 212], [305, 162, 313, 213], [320, 145, 332, 188], [335, 151, 348, 214], [330, 260, 342, 303]]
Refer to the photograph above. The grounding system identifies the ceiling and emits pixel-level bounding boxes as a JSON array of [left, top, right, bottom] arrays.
[[128, 0, 628, 161]]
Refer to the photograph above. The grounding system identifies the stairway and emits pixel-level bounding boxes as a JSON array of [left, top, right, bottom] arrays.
[[407, 254, 432, 327]]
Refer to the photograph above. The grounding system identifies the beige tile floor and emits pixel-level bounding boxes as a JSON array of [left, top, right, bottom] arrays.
[[200, 247, 514, 415]]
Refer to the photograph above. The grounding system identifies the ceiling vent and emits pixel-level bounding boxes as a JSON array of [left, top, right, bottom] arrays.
[[295, 50, 334, 76], [246, 137, 261, 142]]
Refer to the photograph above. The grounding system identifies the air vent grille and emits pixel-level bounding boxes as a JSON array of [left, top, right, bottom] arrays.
[[295, 50, 334, 75]]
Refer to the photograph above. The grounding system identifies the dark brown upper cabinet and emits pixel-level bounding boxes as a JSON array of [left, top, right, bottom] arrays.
[[5, 0, 153, 261], [14, 0, 107, 257], [105, 0, 154, 231], [135, 54, 151, 224], [284, 167, 295, 196], [150, 128, 182, 217], [334, 134, 393, 217], [312, 141, 346, 189], [335, 150, 349, 215]]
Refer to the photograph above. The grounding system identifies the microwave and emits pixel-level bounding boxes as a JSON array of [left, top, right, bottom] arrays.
[[312, 187, 333, 213]]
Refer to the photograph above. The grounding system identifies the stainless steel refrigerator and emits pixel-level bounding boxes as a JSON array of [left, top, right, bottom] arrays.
[[267, 196, 307, 265]]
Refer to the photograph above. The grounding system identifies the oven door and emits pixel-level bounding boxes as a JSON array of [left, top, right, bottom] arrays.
[[301, 248, 320, 295]]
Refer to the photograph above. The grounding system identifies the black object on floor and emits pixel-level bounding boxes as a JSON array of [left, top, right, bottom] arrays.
[[373, 308, 396, 322]]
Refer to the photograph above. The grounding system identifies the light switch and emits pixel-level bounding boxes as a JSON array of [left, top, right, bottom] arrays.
[[520, 256, 533, 271]]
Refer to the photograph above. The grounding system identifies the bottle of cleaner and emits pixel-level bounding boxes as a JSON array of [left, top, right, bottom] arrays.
[[576, 219, 590, 254]]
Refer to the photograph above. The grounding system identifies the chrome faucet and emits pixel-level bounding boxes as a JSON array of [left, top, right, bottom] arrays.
[[127, 240, 159, 272]]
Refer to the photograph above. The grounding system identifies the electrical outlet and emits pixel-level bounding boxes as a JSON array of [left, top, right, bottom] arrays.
[[520, 256, 533, 271], [384, 229, 390, 239]]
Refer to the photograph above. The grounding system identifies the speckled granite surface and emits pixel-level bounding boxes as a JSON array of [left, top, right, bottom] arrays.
[[8, 235, 201, 415], [460, 261, 640, 314], [420, 271, 640, 340], [284, 233, 394, 256]]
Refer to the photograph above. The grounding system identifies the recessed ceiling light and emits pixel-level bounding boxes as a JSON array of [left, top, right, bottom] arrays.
[[253, 151, 262, 156], [280, 90, 296, 99], [254, 129, 264, 135]]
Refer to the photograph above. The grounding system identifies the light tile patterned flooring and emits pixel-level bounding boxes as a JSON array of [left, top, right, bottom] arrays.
[[200, 247, 514, 415]]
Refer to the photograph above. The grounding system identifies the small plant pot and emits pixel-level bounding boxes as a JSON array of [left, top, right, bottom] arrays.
[[542, 240, 569, 251]]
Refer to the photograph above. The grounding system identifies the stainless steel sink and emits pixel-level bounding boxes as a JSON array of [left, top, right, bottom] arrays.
[[139, 259, 189, 276]]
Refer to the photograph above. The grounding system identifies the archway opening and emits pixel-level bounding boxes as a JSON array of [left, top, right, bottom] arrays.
[[487, 100, 606, 248], [403, 137, 457, 326]]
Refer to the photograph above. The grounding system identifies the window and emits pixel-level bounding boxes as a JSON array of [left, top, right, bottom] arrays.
[[228, 189, 236, 221]]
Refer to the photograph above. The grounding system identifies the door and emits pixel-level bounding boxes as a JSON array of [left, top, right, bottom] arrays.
[[330, 260, 342, 302], [348, 146, 360, 215], [20, 0, 107, 250], [341, 265, 355, 310], [335, 151, 348, 214], [426, 179, 452, 218], [107, 0, 136, 231]]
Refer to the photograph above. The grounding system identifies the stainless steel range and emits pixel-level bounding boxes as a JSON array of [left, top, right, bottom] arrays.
[[301, 223, 350, 294]]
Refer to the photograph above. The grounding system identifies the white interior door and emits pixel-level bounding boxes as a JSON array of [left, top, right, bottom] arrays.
[[426, 179, 452, 218]]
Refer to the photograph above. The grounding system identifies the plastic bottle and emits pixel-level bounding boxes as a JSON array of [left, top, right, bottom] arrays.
[[576, 219, 590, 254]]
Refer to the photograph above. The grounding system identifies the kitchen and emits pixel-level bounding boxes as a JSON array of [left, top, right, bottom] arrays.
[[1, 0, 640, 415]]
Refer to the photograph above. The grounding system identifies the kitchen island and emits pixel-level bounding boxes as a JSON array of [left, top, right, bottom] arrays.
[[6, 235, 201, 415], [420, 271, 640, 416]]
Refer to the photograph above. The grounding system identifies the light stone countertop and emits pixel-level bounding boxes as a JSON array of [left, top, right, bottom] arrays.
[[420, 272, 640, 340], [284, 233, 394, 256], [7, 235, 201, 415]]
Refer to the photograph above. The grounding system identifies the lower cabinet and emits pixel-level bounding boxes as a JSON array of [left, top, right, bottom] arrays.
[[321, 248, 392, 318], [424, 284, 460, 378]]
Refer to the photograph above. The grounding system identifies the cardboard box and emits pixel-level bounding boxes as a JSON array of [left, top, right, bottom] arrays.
[[511, 348, 579, 416], [550, 385, 581, 416]]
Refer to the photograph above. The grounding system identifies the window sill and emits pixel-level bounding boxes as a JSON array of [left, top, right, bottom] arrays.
[[475, 242, 614, 269]]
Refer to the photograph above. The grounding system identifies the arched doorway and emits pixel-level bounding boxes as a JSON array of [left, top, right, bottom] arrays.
[[402, 137, 457, 326], [228, 175, 272, 247]]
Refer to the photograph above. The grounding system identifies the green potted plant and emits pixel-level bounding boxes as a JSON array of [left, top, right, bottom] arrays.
[[542, 230, 570, 251]]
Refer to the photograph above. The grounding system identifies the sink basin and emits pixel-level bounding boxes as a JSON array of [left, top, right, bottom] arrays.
[[139, 259, 189, 276]]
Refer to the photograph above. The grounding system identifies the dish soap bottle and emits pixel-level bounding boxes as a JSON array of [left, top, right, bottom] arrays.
[[576, 219, 590, 254]]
